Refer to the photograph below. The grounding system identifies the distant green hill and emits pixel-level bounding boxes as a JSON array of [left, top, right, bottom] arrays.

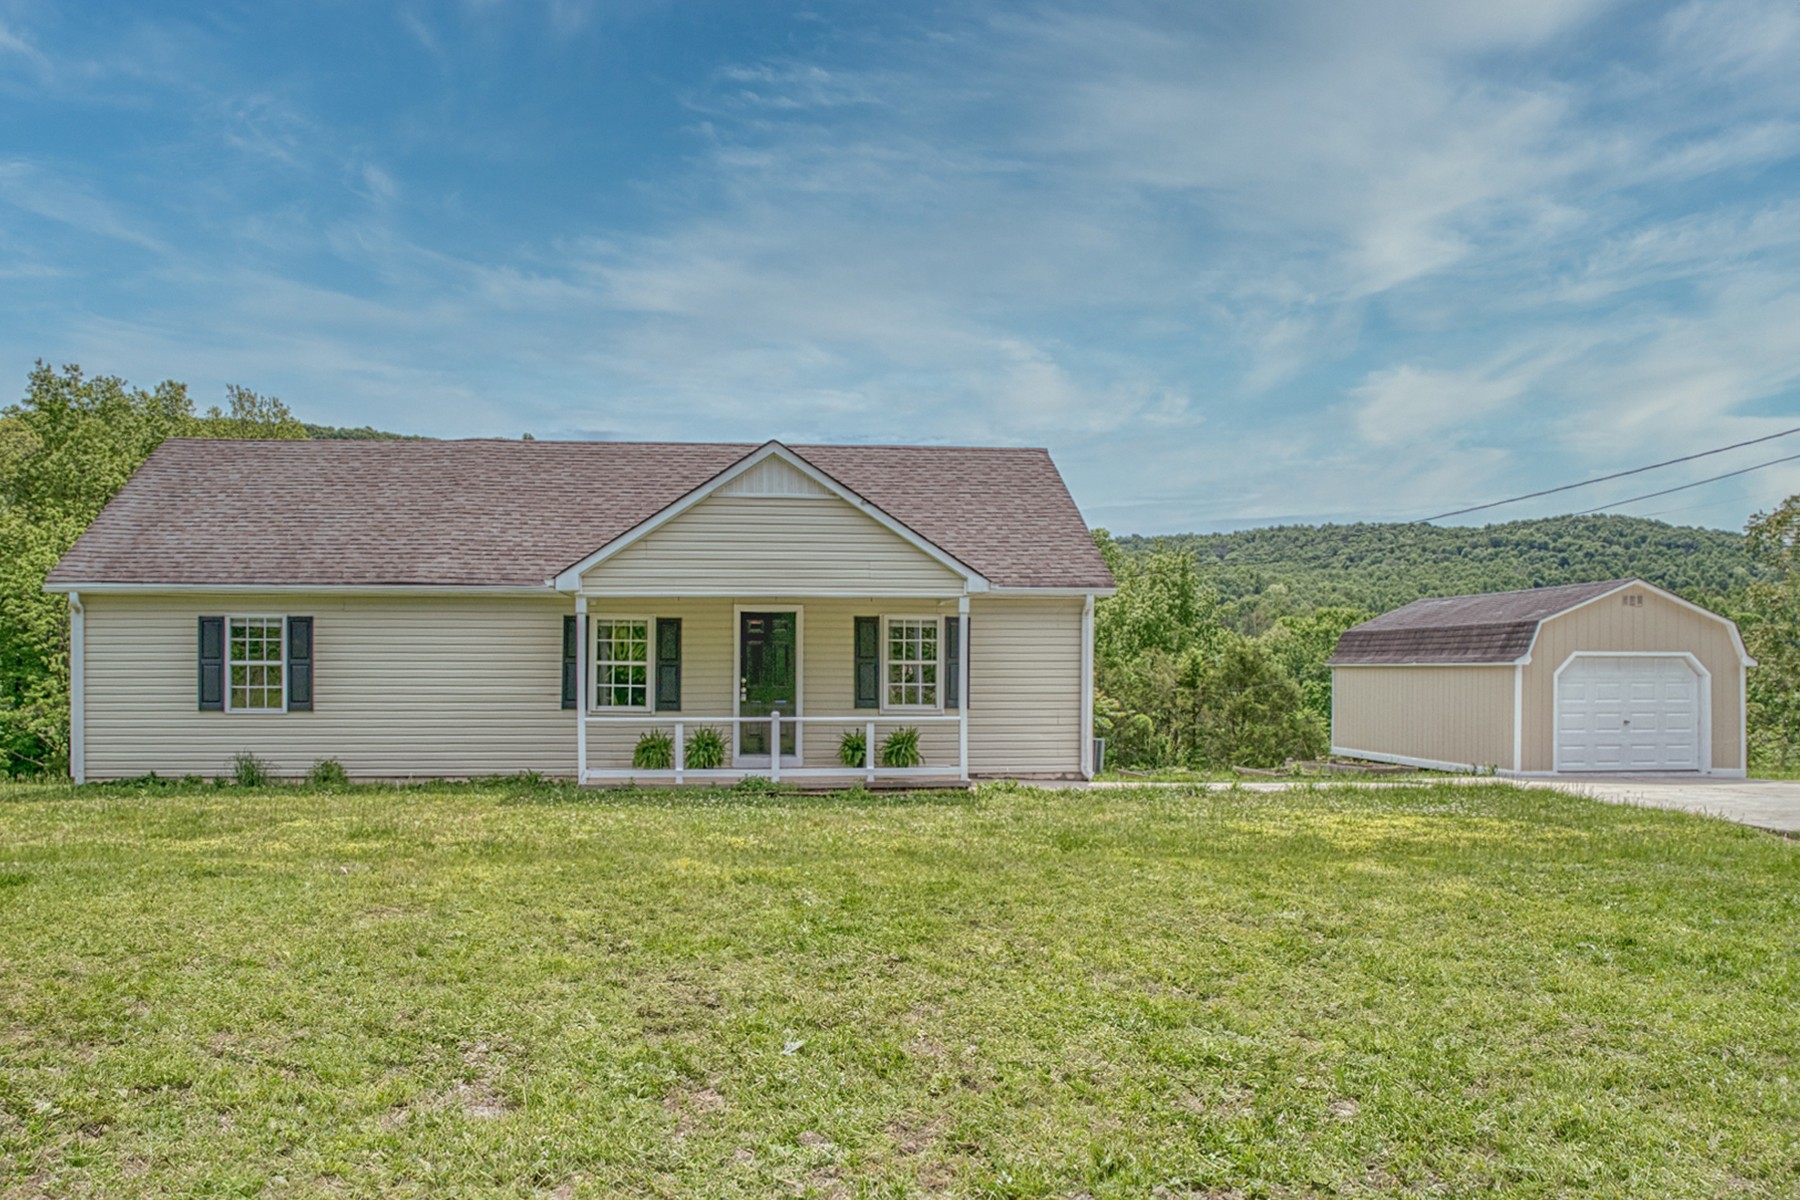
[[301, 423, 429, 441], [1111, 515, 1761, 632]]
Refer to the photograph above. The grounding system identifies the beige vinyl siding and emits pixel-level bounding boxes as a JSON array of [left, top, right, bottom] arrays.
[[83, 594, 573, 780], [1331, 665, 1514, 770], [1519, 583, 1744, 772], [583, 494, 965, 597], [83, 590, 1088, 781], [967, 597, 1083, 778]]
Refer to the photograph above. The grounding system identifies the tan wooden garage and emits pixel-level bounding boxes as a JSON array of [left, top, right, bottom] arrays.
[[1328, 579, 1753, 776]]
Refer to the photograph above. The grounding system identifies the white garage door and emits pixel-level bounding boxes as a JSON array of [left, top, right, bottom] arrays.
[[1556, 656, 1702, 773]]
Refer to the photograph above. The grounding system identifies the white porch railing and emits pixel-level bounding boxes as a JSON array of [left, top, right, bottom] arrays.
[[580, 712, 967, 785]]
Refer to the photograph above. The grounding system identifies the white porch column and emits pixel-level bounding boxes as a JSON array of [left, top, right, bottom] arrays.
[[1080, 593, 1095, 779], [574, 594, 588, 784], [68, 592, 85, 786], [958, 594, 970, 782]]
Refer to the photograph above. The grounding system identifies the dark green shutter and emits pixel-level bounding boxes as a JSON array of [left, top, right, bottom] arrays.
[[854, 616, 880, 709], [198, 616, 224, 711], [655, 617, 682, 711], [562, 615, 579, 709], [287, 616, 313, 711], [945, 616, 961, 709]]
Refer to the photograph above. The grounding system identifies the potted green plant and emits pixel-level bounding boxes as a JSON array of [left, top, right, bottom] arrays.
[[633, 729, 674, 770], [878, 726, 921, 768], [838, 727, 869, 768], [686, 726, 729, 770]]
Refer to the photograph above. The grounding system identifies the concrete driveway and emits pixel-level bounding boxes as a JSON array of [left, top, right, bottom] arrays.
[[1087, 775, 1800, 834], [1526, 777, 1800, 834]]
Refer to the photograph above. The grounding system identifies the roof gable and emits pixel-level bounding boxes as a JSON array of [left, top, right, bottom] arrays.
[[551, 441, 984, 591], [717, 454, 833, 498], [581, 486, 968, 596], [1328, 579, 1750, 666]]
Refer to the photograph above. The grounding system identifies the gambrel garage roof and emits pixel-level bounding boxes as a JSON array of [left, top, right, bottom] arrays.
[[46, 438, 1115, 591], [1328, 579, 1642, 665]]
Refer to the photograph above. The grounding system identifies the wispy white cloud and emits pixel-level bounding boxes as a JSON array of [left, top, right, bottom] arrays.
[[3, 0, 1800, 532], [0, 18, 50, 73], [0, 159, 168, 252]]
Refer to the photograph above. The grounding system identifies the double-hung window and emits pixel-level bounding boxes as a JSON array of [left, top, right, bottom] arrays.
[[227, 616, 286, 713], [593, 617, 651, 709], [884, 616, 941, 710]]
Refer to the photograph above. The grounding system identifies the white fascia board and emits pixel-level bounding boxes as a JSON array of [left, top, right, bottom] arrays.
[[550, 441, 988, 592], [1527, 579, 1755, 666], [983, 586, 1118, 598], [42, 582, 558, 597], [1329, 660, 1517, 668], [578, 586, 968, 599]]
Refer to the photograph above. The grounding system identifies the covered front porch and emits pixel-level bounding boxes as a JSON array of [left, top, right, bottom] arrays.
[[570, 595, 970, 786]]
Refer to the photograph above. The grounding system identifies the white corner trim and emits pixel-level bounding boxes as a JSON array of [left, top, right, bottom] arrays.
[[68, 592, 85, 785], [958, 593, 970, 783], [550, 441, 989, 592], [1080, 593, 1095, 779], [1740, 662, 1749, 775], [1512, 663, 1523, 775], [574, 595, 587, 783]]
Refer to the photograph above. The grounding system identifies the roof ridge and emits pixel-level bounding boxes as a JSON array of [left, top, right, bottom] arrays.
[[1401, 578, 1637, 604]]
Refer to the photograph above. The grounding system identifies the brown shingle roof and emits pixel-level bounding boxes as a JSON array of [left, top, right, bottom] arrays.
[[46, 438, 1115, 591], [1327, 579, 1633, 665]]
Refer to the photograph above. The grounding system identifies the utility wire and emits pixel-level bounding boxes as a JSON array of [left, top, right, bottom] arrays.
[[1415, 424, 1800, 523], [1570, 450, 1800, 517]]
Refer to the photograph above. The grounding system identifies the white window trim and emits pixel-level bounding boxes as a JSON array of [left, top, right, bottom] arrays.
[[224, 614, 288, 715], [882, 614, 945, 714], [591, 614, 655, 712]]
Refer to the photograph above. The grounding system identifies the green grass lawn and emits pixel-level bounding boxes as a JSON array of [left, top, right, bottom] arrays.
[[1, 780, 1796, 1198]]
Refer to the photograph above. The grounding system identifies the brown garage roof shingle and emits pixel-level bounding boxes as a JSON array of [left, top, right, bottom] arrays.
[[46, 438, 1116, 591], [1327, 580, 1634, 665]]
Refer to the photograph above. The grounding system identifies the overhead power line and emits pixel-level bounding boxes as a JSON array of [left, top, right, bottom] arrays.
[[1415, 424, 1800, 523], [1570, 450, 1800, 517]]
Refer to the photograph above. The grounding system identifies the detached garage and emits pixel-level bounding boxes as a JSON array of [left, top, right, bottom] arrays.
[[1328, 579, 1753, 777]]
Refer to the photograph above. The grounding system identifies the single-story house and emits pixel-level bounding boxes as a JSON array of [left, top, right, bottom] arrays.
[[46, 438, 1116, 786], [1328, 579, 1753, 776]]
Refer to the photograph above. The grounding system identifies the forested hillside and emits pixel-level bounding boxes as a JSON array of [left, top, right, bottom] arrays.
[[1110, 516, 1761, 633]]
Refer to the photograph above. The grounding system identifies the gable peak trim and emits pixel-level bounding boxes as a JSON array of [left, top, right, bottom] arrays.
[[550, 440, 989, 591]]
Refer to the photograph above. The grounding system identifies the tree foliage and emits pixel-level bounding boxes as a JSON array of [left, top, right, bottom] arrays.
[[1742, 496, 1800, 768], [0, 363, 306, 775], [1093, 533, 1324, 770]]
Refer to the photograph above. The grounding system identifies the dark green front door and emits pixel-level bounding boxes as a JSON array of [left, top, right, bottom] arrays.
[[739, 611, 797, 759]]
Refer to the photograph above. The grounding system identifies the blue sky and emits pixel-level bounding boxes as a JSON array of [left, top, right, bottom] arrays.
[[3, 1, 1799, 534]]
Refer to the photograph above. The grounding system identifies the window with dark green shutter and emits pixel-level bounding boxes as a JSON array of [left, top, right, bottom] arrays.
[[198, 616, 225, 711], [655, 618, 682, 711], [287, 616, 313, 711], [562, 615, 579, 709], [853, 616, 879, 709]]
